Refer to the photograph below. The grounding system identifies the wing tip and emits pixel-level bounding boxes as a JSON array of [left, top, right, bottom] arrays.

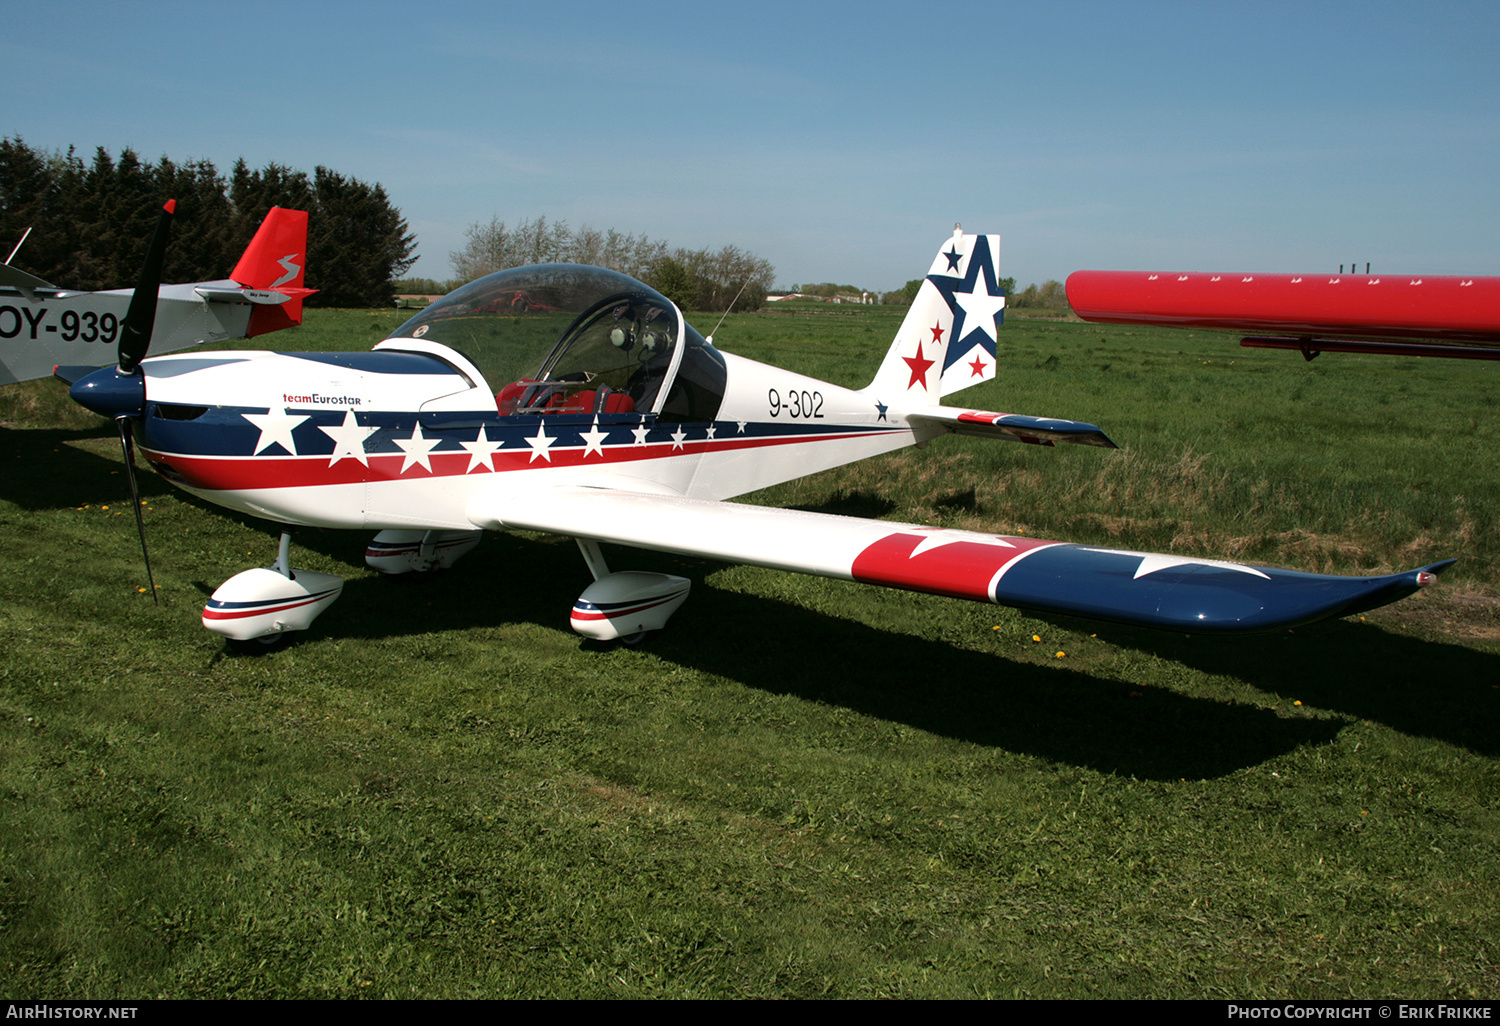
[[1414, 559, 1457, 588]]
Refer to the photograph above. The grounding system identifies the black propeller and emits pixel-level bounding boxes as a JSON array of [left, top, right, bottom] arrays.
[[114, 199, 175, 603], [118, 199, 175, 374], [117, 418, 158, 603]]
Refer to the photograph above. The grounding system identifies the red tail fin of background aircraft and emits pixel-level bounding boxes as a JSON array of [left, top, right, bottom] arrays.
[[231, 207, 316, 337]]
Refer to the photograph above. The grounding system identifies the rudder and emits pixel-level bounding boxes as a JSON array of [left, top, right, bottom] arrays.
[[230, 207, 314, 337], [868, 227, 1004, 400]]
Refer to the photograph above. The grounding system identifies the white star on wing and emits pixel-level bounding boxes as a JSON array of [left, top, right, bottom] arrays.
[[394, 422, 442, 474], [527, 423, 557, 463], [579, 417, 610, 459], [1080, 548, 1271, 580], [953, 278, 1007, 343], [242, 409, 308, 455], [461, 426, 504, 473], [319, 410, 378, 467], [905, 529, 1017, 559]]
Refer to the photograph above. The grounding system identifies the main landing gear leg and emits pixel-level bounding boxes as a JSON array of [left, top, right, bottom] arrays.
[[202, 529, 345, 647]]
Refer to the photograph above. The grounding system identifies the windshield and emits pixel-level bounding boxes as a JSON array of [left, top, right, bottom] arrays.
[[388, 265, 674, 414], [388, 264, 726, 421]]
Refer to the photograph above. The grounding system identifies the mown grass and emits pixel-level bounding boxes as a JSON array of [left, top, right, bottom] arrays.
[[1, 306, 1497, 998]]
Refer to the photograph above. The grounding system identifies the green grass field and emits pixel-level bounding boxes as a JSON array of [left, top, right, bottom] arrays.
[[1, 305, 1496, 998]]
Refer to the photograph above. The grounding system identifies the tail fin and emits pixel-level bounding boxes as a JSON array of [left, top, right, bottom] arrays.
[[230, 207, 316, 337], [868, 227, 1004, 400]]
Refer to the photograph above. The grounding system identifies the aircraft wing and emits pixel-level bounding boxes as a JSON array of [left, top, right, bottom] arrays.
[[469, 485, 1449, 635], [1066, 270, 1500, 359]]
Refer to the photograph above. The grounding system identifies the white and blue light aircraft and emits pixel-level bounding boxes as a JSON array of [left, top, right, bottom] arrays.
[[66, 209, 1450, 647]]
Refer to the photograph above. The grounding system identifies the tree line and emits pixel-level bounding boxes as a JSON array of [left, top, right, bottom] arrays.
[[447, 215, 776, 312], [0, 138, 417, 307], [880, 275, 1069, 310]]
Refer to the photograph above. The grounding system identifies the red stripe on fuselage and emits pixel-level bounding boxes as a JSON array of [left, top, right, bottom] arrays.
[[144, 428, 898, 491]]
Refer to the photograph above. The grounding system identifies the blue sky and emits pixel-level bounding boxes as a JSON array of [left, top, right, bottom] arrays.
[[5, 0, 1498, 292]]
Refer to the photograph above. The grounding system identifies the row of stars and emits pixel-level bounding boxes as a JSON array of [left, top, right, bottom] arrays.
[[241, 410, 753, 472]]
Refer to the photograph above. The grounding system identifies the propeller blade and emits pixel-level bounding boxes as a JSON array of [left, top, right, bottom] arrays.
[[116, 417, 158, 605], [117, 199, 175, 374]]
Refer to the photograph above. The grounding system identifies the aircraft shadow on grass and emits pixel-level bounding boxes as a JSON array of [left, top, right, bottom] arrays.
[[1060, 614, 1500, 759], [0, 424, 175, 511], [270, 526, 1500, 782]]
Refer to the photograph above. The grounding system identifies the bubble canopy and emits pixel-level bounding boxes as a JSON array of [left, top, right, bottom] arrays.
[[387, 264, 726, 422]]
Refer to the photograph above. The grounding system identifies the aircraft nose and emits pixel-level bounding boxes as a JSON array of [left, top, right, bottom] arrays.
[[70, 366, 146, 419]]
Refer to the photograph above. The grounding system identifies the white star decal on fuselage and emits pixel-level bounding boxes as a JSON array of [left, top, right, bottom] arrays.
[[670, 426, 687, 450], [394, 422, 442, 473], [319, 410, 378, 467], [242, 409, 308, 455], [461, 426, 504, 473], [527, 423, 557, 462], [632, 425, 651, 445], [579, 417, 610, 459]]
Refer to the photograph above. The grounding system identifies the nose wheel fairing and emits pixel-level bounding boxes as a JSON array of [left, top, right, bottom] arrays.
[[203, 567, 344, 642]]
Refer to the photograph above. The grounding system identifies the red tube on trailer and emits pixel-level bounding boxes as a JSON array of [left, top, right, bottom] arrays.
[[1065, 270, 1500, 345]]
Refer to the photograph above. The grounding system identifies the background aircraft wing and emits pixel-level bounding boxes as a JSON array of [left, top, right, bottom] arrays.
[[469, 485, 1449, 635], [1066, 270, 1500, 359]]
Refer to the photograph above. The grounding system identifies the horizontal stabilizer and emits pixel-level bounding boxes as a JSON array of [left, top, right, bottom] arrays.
[[193, 285, 300, 305], [469, 485, 1449, 635], [908, 407, 1117, 448], [0, 263, 58, 290]]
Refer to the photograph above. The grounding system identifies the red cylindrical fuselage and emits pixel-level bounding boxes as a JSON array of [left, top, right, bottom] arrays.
[[1066, 270, 1500, 343]]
